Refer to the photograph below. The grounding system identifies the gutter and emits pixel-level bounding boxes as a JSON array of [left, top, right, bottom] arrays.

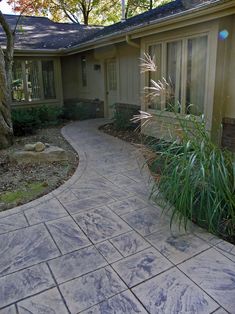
[[12, 48, 62, 57], [125, 34, 140, 48]]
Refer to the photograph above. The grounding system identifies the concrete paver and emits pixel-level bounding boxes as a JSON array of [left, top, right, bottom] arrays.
[[0, 119, 234, 313]]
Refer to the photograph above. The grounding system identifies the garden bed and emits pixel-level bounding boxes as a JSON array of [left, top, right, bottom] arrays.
[[0, 126, 78, 211], [100, 121, 235, 245], [99, 123, 143, 144]]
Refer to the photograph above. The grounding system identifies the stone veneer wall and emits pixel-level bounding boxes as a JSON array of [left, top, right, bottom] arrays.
[[222, 118, 235, 152]]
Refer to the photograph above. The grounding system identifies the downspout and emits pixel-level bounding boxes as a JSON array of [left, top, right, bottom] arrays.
[[125, 34, 140, 48]]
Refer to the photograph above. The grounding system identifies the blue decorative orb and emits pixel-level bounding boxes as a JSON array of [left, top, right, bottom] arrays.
[[219, 30, 229, 40]]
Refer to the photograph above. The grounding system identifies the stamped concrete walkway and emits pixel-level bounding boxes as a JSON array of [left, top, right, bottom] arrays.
[[0, 119, 234, 314]]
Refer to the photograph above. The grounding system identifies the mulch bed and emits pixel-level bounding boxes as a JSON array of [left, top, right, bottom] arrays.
[[99, 123, 143, 144], [0, 126, 79, 211]]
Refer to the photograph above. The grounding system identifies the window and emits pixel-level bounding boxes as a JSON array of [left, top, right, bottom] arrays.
[[81, 56, 87, 87], [186, 36, 208, 115], [107, 59, 117, 91], [148, 34, 208, 116], [42, 60, 56, 99], [26, 60, 41, 101], [149, 44, 162, 110], [166, 40, 182, 112], [12, 59, 56, 103], [12, 60, 25, 102]]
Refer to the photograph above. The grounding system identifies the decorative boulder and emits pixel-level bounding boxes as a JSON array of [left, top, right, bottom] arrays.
[[35, 142, 46, 152], [24, 142, 46, 152], [24, 143, 36, 151], [10, 146, 69, 164]]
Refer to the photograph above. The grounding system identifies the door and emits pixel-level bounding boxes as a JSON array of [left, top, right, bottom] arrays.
[[106, 58, 117, 118]]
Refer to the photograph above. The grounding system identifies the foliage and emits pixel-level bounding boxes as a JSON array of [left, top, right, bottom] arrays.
[[139, 53, 235, 242], [125, 0, 171, 19], [8, 0, 96, 24], [12, 105, 63, 136], [8, 0, 172, 25], [62, 102, 97, 120], [36, 104, 63, 126], [145, 114, 235, 240], [112, 103, 140, 131]]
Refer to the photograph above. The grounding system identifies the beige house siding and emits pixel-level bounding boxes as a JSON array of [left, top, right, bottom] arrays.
[[220, 14, 235, 151], [61, 51, 104, 102], [62, 43, 140, 117], [117, 44, 140, 106], [61, 55, 80, 100], [224, 14, 235, 119]]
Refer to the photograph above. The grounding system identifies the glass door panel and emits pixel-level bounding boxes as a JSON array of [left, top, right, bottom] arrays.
[[148, 44, 162, 110], [186, 36, 208, 115], [42, 60, 56, 99], [166, 40, 182, 112], [12, 60, 26, 102], [26, 60, 41, 101]]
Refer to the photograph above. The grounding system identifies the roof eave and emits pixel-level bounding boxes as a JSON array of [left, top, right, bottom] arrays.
[[12, 48, 64, 56]]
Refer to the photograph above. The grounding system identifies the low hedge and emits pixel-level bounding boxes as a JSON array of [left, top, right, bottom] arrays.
[[12, 105, 63, 136]]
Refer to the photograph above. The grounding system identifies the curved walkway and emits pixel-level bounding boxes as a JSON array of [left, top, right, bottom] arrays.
[[0, 119, 234, 314]]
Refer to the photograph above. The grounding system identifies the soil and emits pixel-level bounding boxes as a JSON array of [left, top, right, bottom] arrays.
[[0, 126, 79, 211], [99, 123, 143, 144]]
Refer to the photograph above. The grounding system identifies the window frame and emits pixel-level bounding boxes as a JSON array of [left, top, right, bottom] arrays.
[[144, 32, 211, 119], [12, 57, 59, 105], [107, 58, 117, 91], [81, 56, 87, 88]]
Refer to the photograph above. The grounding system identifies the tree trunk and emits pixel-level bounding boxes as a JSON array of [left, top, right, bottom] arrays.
[[0, 48, 13, 149], [0, 12, 14, 149], [83, 11, 89, 25]]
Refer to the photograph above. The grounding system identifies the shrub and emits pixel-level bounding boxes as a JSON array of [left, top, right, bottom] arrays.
[[12, 107, 41, 136], [112, 103, 140, 131], [147, 114, 235, 240], [37, 105, 63, 126], [12, 105, 62, 136], [62, 103, 92, 121]]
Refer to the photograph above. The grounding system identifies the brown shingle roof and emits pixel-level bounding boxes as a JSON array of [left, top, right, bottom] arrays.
[[0, 15, 103, 50]]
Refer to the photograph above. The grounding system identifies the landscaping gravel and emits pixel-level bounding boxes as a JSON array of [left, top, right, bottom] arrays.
[[0, 126, 79, 211]]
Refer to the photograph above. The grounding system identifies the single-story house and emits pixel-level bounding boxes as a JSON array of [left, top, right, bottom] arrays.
[[0, 0, 235, 150]]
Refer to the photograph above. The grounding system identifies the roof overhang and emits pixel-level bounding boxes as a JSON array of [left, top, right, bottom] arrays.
[[13, 48, 64, 57]]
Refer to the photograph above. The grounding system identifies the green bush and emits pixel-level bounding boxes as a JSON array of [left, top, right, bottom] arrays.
[[37, 105, 63, 126], [112, 103, 140, 131], [12, 105, 62, 136], [12, 107, 41, 136], [148, 114, 235, 240], [62, 103, 92, 121]]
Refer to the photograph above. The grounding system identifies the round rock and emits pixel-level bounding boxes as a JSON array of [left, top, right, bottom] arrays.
[[24, 143, 36, 151], [35, 142, 46, 152]]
